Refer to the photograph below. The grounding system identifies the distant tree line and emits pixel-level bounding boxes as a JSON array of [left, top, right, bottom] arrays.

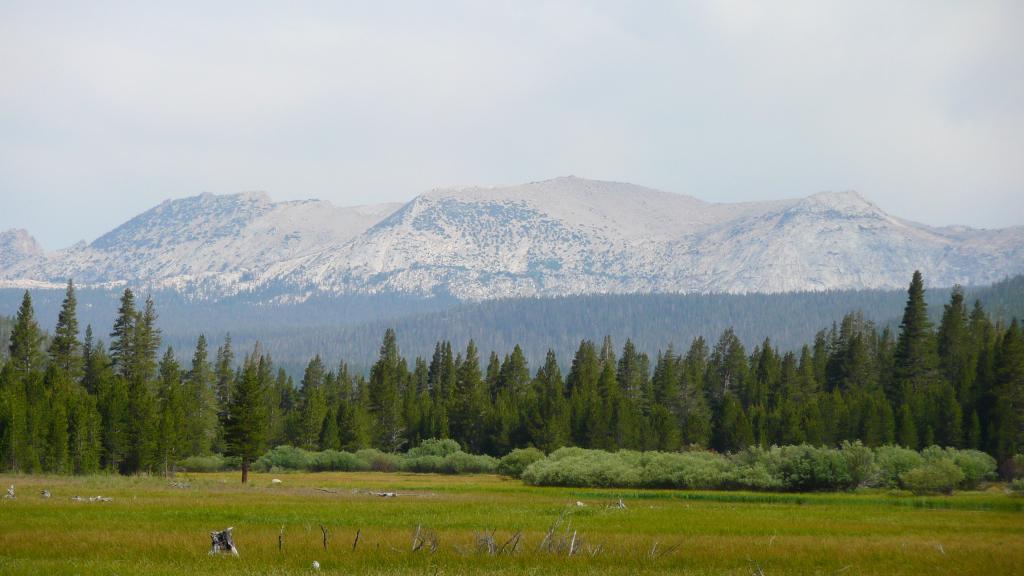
[[0, 272, 1021, 482], [5, 275, 1022, 374]]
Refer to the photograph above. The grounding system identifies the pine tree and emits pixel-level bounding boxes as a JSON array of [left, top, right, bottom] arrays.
[[213, 335, 235, 453], [992, 319, 1024, 461], [451, 340, 487, 452], [184, 335, 217, 456], [155, 348, 187, 474], [567, 341, 603, 448], [67, 384, 101, 474], [109, 289, 136, 380], [527, 350, 569, 452], [224, 349, 269, 483], [898, 403, 918, 449], [7, 292, 46, 471], [938, 287, 976, 414], [714, 394, 752, 452], [91, 339, 127, 471], [368, 329, 407, 452], [296, 355, 327, 450], [123, 296, 160, 473], [48, 280, 82, 379]]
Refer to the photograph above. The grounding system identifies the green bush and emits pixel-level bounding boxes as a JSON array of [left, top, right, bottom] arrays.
[[638, 451, 732, 489], [355, 449, 402, 472], [407, 438, 462, 458], [840, 441, 877, 488], [178, 454, 234, 472], [311, 450, 368, 472], [1011, 478, 1024, 496], [874, 445, 924, 488], [900, 459, 965, 495], [944, 448, 997, 489], [254, 445, 315, 472], [522, 448, 641, 487], [728, 461, 784, 491], [771, 445, 855, 491], [441, 451, 498, 474], [1006, 454, 1024, 480], [497, 447, 545, 478]]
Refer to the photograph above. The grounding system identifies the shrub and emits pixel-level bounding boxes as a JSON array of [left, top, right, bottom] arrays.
[[944, 448, 997, 489], [638, 451, 731, 489], [311, 450, 368, 472], [178, 454, 233, 472], [1005, 454, 1024, 480], [497, 447, 545, 478], [728, 461, 784, 491], [355, 449, 402, 472], [840, 441, 877, 488], [407, 438, 462, 458], [900, 459, 965, 495], [442, 451, 498, 474], [254, 446, 314, 472], [402, 455, 447, 473], [772, 445, 854, 491], [874, 445, 924, 488], [522, 448, 641, 487], [1011, 478, 1024, 496]]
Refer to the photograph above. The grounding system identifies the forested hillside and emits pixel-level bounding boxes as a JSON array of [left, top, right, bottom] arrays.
[[2, 275, 1021, 373], [0, 272, 1021, 480]]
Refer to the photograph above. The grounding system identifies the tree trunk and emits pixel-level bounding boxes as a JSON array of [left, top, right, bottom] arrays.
[[241, 459, 249, 484]]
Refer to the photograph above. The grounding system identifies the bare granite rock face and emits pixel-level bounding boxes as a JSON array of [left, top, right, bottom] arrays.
[[2, 177, 1021, 299]]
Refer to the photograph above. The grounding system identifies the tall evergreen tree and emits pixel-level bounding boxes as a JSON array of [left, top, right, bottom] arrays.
[[224, 348, 269, 483], [184, 335, 217, 456], [48, 280, 82, 379], [527, 350, 569, 452], [368, 329, 407, 452]]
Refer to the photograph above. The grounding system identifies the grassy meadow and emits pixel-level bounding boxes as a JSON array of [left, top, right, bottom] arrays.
[[1, 471, 1022, 575]]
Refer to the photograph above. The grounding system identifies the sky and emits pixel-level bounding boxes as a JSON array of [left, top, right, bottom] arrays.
[[1, 1, 1022, 249]]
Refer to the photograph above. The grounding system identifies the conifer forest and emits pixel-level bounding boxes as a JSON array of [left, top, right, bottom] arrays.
[[1, 271, 1021, 483]]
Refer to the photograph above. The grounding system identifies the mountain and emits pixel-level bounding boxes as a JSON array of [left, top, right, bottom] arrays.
[[0, 192, 402, 297], [1, 177, 1022, 299]]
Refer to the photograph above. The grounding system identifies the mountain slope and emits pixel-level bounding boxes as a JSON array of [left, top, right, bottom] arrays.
[[0, 192, 402, 295], [1, 177, 1022, 298], [274, 178, 1024, 298]]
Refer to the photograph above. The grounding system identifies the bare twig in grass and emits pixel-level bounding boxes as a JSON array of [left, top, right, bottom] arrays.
[[411, 525, 438, 553], [316, 488, 338, 494], [320, 525, 329, 551], [278, 525, 284, 552], [352, 529, 361, 552], [475, 529, 498, 555], [607, 498, 627, 510], [539, 510, 569, 553], [498, 531, 522, 555]]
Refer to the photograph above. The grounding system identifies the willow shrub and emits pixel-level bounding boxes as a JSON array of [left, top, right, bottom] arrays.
[[521, 444, 999, 493]]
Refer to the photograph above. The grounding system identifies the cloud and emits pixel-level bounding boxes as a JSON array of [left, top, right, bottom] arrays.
[[0, 0, 1021, 248]]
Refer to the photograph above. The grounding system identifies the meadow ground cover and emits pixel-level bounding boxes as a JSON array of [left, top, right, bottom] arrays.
[[0, 472, 1021, 575]]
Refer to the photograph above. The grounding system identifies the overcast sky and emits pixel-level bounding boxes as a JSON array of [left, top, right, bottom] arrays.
[[1, 1, 1022, 249]]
